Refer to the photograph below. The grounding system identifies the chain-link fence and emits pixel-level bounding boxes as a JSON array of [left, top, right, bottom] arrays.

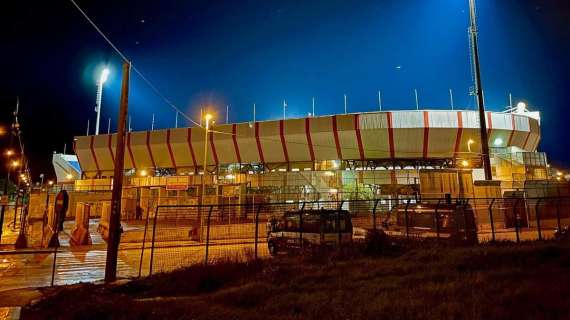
[[2, 196, 570, 291], [135, 196, 570, 276]]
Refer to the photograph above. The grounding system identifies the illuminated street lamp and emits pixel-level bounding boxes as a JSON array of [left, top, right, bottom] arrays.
[[516, 102, 527, 113], [95, 68, 110, 135], [467, 139, 475, 153], [4, 149, 14, 157], [48, 180, 54, 186], [139, 169, 148, 177], [11, 160, 19, 168]]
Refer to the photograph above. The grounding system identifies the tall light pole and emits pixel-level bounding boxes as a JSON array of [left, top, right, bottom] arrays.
[[469, 0, 492, 180], [199, 114, 213, 242], [200, 113, 213, 208], [95, 68, 110, 135]]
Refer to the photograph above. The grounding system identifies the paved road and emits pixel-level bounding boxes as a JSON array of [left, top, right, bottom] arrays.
[[0, 218, 268, 293]]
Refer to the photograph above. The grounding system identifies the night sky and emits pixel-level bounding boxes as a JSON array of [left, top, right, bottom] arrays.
[[1, 0, 569, 181]]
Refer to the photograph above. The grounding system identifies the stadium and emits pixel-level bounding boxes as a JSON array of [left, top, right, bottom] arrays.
[[61, 107, 550, 208]]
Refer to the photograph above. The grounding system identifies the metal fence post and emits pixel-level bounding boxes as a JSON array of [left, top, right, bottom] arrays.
[[149, 206, 160, 276], [50, 246, 57, 286], [372, 199, 379, 231], [138, 202, 152, 278], [254, 204, 262, 260], [204, 205, 213, 266], [556, 198, 562, 235], [535, 199, 543, 241], [514, 199, 521, 244], [299, 202, 305, 248], [435, 199, 441, 240], [337, 201, 344, 245], [404, 199, 411, 240], [488, 198, 496, 242]]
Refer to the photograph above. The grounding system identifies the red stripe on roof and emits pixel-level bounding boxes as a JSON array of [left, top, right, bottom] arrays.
[[453, 112, 463, 157], [209, 131, 219, 166], [89, 136, 100, 176], [166, 129, 178, 169], [255, 122, 265, 163], [354, 114, 365, 161], [387, 112, 395, 159], [332, 116, 343, 160], [507, 113, 516, 146], [146, 131, 156, 169], [522, 118, 532, 150], [126, 132, 136, 170], [279, 120, 290, 162], [522, 131, 532, 151], [423, 111, 430, 159], [232, 124, 242, 163], [305, 118, 315, 162], [186, 128, 197, 168], [108, 134, 115, 163]]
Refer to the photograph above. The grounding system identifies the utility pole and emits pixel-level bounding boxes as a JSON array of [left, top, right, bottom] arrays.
[[105, 61, 131, 283], [469, 0, 492, 180]]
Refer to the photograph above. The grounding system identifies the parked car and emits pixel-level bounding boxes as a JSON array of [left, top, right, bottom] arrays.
[[267, 209, 353, 255], [383, 202, 478, 243]]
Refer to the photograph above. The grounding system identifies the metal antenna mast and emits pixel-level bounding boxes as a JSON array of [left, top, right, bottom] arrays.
[[469, 0, 492, 180]]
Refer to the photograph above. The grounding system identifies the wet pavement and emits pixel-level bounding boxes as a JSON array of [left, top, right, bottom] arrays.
[[0, 218, 265, 294]]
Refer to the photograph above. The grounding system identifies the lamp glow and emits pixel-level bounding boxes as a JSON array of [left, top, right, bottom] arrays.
[[467, 139, 475, 152], [516, 102, 527, 113], [100, 68, 110, 84], [494, 138, 503, 147]]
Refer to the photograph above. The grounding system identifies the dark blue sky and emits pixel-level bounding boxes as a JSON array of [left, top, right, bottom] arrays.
[[1, 0, 569, 178]]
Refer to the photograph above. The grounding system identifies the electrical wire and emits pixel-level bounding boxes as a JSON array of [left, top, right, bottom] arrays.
[[68, 0, 201, 127]]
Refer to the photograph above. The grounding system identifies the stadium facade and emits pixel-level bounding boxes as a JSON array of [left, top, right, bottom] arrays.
[[64, 108, 552, 205]]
